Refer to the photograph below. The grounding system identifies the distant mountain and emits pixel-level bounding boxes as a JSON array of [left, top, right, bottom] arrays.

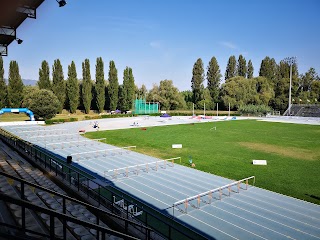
[[23, 79, 37, 86], [4, 79, 37, 86]]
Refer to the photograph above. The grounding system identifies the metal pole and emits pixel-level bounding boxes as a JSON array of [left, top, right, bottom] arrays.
[[228, 103, 230, 117], [284, 57, 296, 116], [288, 63, 292, 115], [216, 103, 218, 117], [204, 102, 205, 117], [193, 103, 194, 116], [144, 94, 146, 114]]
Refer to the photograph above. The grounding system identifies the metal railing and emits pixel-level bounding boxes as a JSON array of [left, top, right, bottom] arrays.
[[0, 170, 151, 239], [0, 193, 139, 240], [0, 128, 208, 240]]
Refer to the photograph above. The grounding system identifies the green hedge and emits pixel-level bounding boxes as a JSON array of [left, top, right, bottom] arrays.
[[238, 104, 272, 115], [140, 112, 241, 116], [82, 114, 139, 120], [45, 117, 78, 125], [167, 112, 241, 116], [84, 115, 101, 120], [102, 114, 138, 118]]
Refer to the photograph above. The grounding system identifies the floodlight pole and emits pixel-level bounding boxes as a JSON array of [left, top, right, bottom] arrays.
[[289, 63, 292, 115], [284, 57, 296, 116]]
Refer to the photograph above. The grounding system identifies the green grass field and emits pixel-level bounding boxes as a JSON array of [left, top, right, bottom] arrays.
[[0, 110, 105, 122], [86, 120, 320, 205], [0, 113, 30, 122], [0, 109, 236, 123]]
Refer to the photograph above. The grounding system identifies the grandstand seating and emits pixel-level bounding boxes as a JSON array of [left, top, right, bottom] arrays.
[[283, 104, 320, 117], [0, 143, 127, 239]]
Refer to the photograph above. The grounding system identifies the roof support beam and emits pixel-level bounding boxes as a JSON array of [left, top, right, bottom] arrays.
[[0, 27, 16, 37], [17, 6, 36, 19], [0, 45, 8, 56]]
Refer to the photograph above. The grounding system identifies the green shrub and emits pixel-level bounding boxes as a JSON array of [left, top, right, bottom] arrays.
[[238, 104, 272, 115], [45, 117, 78, 125], [166, 112, 241, 116], [84, 115, 102, 120], [100, 114, 138, 118]]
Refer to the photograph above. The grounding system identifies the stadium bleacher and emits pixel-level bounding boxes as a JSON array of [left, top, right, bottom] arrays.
[[0, 141, 141, 240], [284, 104, 320, 117]]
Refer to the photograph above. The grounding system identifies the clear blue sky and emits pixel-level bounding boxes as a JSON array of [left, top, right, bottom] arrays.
[[3, 0, 320, 91]]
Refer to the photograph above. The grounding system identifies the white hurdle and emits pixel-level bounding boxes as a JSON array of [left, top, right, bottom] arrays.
[[104, 157, 180, 180], [46, 138, 107, 149], [29, 133, 80, 139], [10, 126, 42, 130], [29, 133, 82, 143], [173, 176, 255, 214], [164, 157, 181, 164], [19, 128, 67, 136], [71, 146, 136, 162]]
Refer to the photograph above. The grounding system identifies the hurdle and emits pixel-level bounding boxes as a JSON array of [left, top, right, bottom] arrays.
[[104, 158, 177, 180], [71, 146, 137, 162], [91, 138, 107, 143], [164, 157, 181, 165], [29, 133, 82, 144], [172, 176, 255, 215], [10, 126, 43, 130], [19, 128, 67, 136], [20, 128, 66, 133], [45, 138, 107, 149], [29, 133, 80, 139]]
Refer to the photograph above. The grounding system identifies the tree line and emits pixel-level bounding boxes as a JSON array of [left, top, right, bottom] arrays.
[[0, 55, 319, 117], [0, 57, 136, 115], [188, 55, 320, 112]]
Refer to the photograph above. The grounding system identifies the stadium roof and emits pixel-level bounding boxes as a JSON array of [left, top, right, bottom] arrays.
[[0, 0, 45, 56]]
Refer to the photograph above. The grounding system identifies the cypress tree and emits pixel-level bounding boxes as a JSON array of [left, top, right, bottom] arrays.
[[95, 57, 105, 113], [247, 60, 254, 79], [191, 58, 205, 105], [108, 60, 119, 111], [117, 84, 124, 110], [0, 56, 7, 108], [259, 57, 271, 79], [259, 57, 278, 81], [7, 61, 24, 107], [52, 59, 65, 113], [225, 55, 237, 80], [138, 84, 147, 98], [66, 61, 79, 113], [127, 68, 135, 110], [122, 67, 135, 111], [82, 59, 92, 114], [121, 69, 129, 110], [38, 60, 51, 90], [207, 56, 221, 103], [237, 54, 247, 77]]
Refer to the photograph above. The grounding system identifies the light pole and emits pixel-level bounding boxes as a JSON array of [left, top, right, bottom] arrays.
[[284, 57, 296, 115], [56, 0, 67, 7]]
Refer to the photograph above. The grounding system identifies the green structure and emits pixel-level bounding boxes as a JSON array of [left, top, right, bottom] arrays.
[[134, 98, 159, 114]]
